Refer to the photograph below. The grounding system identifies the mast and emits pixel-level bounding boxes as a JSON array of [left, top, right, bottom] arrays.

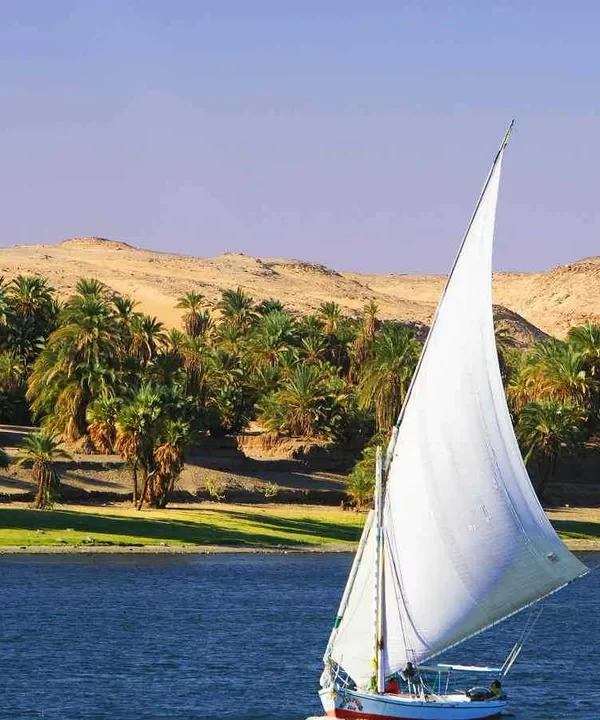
[[373, 447, 385, 693], [384, 120, 514, 473]]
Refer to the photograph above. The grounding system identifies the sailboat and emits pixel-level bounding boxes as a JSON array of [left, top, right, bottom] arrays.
[[318, 124, 589, 720]]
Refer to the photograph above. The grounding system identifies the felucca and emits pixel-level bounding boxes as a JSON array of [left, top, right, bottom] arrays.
[[318, 123, 588, 720]]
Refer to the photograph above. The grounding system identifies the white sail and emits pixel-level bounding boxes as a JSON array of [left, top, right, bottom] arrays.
[[381, 137, 588, 674], [328, 510, 377, 688], [325, 130, 587, 690]]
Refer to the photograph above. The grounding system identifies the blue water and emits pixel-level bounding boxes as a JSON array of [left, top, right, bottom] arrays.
[[0, 552, 597, 720]]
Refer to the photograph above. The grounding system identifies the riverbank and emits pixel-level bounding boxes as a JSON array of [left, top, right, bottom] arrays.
[[0, 543, 356, 554], [0, 503, 599, 553], [0, 503, 364, 552]]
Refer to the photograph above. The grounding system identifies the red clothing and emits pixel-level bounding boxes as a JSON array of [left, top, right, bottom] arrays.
[[385, 678, 399, 694]]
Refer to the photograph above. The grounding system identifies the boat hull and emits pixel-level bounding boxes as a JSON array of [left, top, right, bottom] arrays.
[[319, 687, 507, 720]]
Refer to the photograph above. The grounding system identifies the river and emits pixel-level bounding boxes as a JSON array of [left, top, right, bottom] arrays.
[[0, 552, 597, 719]]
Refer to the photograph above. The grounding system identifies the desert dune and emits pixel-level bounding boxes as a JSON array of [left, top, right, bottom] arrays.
[[1, 236, 598, 342]]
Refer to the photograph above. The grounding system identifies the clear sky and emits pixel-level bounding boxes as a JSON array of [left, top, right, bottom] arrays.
[[1, 1, 599, 273]]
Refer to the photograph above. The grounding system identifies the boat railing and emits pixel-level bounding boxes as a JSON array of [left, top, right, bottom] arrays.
[[417, 664, 502, 698]]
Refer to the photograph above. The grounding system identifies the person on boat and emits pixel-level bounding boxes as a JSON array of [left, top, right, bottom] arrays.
[[401, 661, 417, 693], [489, 680, 505, 699], [384, 675, 400, 694]]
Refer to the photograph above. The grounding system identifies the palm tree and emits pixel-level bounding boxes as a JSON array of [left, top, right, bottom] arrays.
[[115, 386, 162, 507], [248, 310, 299, 369], [329, 316, 357, 375], [508, 339, 596, 411], [180, 335, 211, 396], [0, 279, 12, 352], [165, 328, 186, 355], [494, 322, 520, 384], [297, 314, 324, 338], [6, 275, 57, 362], [317, 301, 342, 336], [86, 395, 122, 454], [114, 407, 143, 507], [205, 350, 253, 435], [194, 310, 214, 339], [5, 318, 44, 358], [256, 298, 285, 315], [17, 432, 70, 509], [27, 294, 121, 440], [114, 385, 192, 509], [536, 341, 594, 404], [7, 275, 54, 318], [216, 323, 245, 354], [358, 323, 421, 433], [112, 292, 137, 336], [149, 349, 185, 387], [152, 419, 190, 508], [350, 302, 380, 381], [217, 288, 256, 330], [568, 322, 600, 378], [300, 335, 328, 366], [0, 350, 25, 392], [297, 315, 323, 338], [113, 294, 138, 321], [259, 365, 330, 438], [0, 278, 11, 326], [60, 290, 115, 334], [250, 364, 282, 397], [314, 303, 356, 372], [75, 278, 110, 299], [129, 314, 166, 366], [516, 400, 586, 502], [278, 347, 301, 377], [0, 349, 28, 425], [506, 353, 534, 413], [176, 292, 206, 337]]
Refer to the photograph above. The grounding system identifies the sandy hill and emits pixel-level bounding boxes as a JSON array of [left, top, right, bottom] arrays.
[[1, 236, 598, 342]]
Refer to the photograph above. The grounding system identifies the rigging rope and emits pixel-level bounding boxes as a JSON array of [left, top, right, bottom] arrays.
[[501, 604, 544, 677]]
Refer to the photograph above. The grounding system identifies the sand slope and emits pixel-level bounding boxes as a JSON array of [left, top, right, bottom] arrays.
[[1, 237, 598, 340]]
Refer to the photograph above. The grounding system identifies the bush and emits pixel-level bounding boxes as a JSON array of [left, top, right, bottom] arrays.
[[345, 433, 386, 509], [262, 481, 279, 499], [205, 473, 226, 500]]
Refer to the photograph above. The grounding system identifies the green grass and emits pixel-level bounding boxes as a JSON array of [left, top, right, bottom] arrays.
[[0, 504, 365, 548], [0, 505, 597, 549], [552, 519, 600, 541]]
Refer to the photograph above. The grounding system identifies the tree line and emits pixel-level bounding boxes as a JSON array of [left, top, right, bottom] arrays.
[[0, 274, 597, 510]]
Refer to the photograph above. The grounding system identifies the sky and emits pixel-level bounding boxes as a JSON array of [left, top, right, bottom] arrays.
[[1, 1, 599, 274]]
